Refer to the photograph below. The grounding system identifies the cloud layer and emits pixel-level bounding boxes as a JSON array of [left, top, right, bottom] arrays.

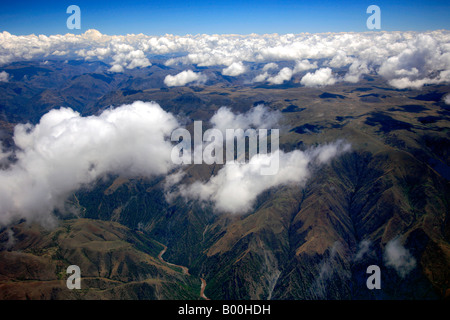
[[1, 29, 449, 88]]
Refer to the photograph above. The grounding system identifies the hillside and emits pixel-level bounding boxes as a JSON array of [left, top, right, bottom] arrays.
[[0, 219, 200, 299]]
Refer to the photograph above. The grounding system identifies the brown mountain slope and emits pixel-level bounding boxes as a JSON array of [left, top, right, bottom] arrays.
[[0, 218, 199, 299], [196, 148, 449, 299]]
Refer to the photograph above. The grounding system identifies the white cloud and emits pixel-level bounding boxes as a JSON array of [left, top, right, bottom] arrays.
[[354, 240, 371, 261], [222, 61, 246, 76], [293, 59, 318, 73], [5, 228, 15, 250], [109, 64, 124, 73], [107, 47, 151, 72], [384, 238, 416, 278], [164, 70, 207, 87], [253, 62, 279, 82], [444, 94, 450, 105], [343, 60, 369, 83], [210, 104, 281, 136], [254, 60, 317, 85], [0, 101, 179, 226], [174, 140, 351, 214], [387, 77, 435, 89], [300, 67, 337, 87], [267, 67, 293, 84], [378, 34, 450, 88], [262, 62, 278, 71], [163, 170, 186, 203], [327, 50, 355, 68], [253, 71, 269, 83], [0, 71, 9, 82]]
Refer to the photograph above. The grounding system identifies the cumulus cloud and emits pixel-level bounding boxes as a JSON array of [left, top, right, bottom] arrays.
[[210, 104, 281, 136], [172, 140, 351, 214], [377, 34, 450, 89], [444, 94, 450, 105], [222, 61, 246, 76], [164, 70, 207, 87], [109, 64, 124, 73], [0, 71, 9, 82], [108, 48, 151, 72], [254, 59, 317, 84], [327, 50, 355, 68], [301, 67, 337, 87], [262, 62, 278, 71], [1, 29, 449, 88], [384, 238, 416, 278], [293, 59, 318, 73], [343, 60, 369, 83], [267, 67, 293, 84], [253, 63, 280, 83], [253, 72, 269, 83], [0, 101, 179, 226]]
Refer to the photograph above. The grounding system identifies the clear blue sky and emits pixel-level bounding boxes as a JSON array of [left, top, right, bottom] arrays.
[[0, 0, 449, 35]]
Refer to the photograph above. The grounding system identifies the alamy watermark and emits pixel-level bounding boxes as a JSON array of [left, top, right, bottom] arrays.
[[66, 265, 81, 289], [366, 265, 381, 290], [170, 121, 280, 175], [366, 5, 381, 30], [67, 5, 81, 30]]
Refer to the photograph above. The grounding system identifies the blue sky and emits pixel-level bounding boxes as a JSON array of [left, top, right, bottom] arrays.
[[0, 0, 449, 35]]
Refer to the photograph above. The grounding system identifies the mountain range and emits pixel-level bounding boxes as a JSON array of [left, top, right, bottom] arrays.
[[0, 59, 449, 300]]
